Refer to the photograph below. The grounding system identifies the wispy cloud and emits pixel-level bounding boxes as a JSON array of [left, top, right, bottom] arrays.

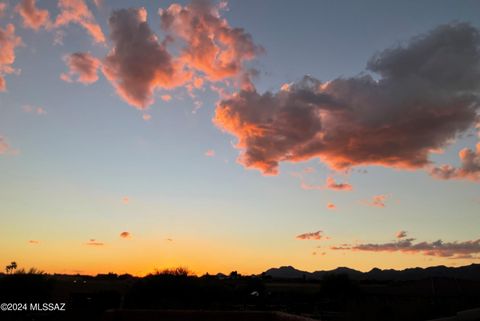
[[55, 0, 105, 44], [363, 195, 388, 208], [296, 230, 326, 240], [86, 239, 104, 246], [331, 237, 480, 259], [0, 24, 22, 91]]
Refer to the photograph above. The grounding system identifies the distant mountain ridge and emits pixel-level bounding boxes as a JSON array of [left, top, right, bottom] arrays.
[[263, 264, 480, 280]]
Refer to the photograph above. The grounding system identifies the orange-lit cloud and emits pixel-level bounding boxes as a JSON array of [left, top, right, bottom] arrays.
[[364, 195, 388, 208], [55, 0, 105, 44], [327, 202, 336, 210], [396, 230, 407, 239], [28, 240, 39, 244], [120, 231, 131, 239], [142, 114, 152, 121], [325, 177, 352, 191], [86, 239, 104, 246], [204, 149, 215, 157], [15, 0, 51, 31], [430, 143, 480, 181], [331, 237, 480, 259], [214, 23, 480, 175], [122, 196, 129, 204], [296, 230, 325, 240], [161, 94, 172, 102], [61, 52, 101, 84], [0, 24, 22, 91], [159, 0, 262, 82], [102, 8, 189, 109]]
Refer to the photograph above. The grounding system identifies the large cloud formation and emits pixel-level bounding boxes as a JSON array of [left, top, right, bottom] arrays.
[[159, 0, 262, 82], [102, 8, 189, 109], [214, 23, 480, 175], [332, 238, 480, 259], [61, 52, 101, 84], [0, 24, 22, 91]]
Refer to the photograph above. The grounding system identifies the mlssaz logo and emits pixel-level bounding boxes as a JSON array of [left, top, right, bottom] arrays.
[[30, 303, 66, 311]]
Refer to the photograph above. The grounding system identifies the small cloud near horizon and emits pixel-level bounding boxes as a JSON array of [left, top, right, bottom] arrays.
[[120, 231, 131, 239], [86, 239, 104, 246], [396, 230, 408, 239], [296, 230, 326, 240]]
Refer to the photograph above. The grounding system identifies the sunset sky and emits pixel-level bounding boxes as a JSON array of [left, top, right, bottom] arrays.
[[1, 0, 480, 276]]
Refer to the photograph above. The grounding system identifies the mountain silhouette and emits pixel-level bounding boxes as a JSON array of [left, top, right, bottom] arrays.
[[263, 263, 480, 280]]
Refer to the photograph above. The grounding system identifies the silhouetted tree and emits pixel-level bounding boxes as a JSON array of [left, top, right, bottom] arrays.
[[5, 261, 17, 274]]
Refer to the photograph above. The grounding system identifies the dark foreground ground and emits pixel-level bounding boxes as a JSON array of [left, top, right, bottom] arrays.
[[1, 268, 480, 321]]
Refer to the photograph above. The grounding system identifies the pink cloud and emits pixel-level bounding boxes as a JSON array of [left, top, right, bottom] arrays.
[[204, 149, 215, 157], [122, 196, 129, 205], [102, 8, 190, 109], [0, 24, 22, 91], [61, 52, 101, 84], [161, 94, 172, 102], [142, 114, 152, 121], [364, 195, 388, 208], [296, 230, 325, 240], [213, 24, 480, 176], [28, 240, 39, 244], [159, 1, 263, 82], [327, 202, 336, 210], [55, 0, 105, 44], [430, 143, 480, 182], [325, 177, 352, 191], [15, 0, 51, 31], [396, 230, 407, 239]]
